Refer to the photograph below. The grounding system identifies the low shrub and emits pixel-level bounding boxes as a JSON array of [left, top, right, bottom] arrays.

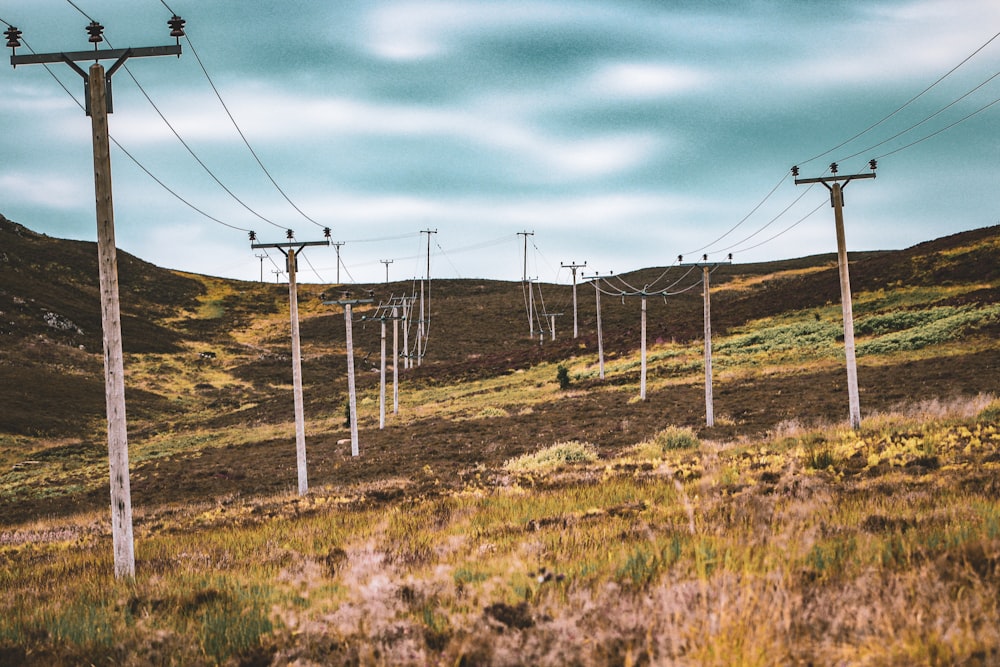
[[503, 440, 598, 472], [631, 426, 700, 460]]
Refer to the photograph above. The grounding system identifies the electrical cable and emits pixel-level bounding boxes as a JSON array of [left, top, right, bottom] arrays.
[[64, 1, 95, 22], [181, 32, 327, 230], [6, 28, 254, 234], [728, 200, 826, 254], [836, 69, 1000, 165], [795, 29, 1000, 167]]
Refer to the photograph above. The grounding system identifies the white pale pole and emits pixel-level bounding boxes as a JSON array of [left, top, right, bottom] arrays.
[[379, 317, 387, 429], [287, 248, 308, 494], [832, 183, 861, 429], [392, 305, 399, 414], [703, 266, 714, 427], [640, 294, 647, 401], [345, 304, 360, 456]]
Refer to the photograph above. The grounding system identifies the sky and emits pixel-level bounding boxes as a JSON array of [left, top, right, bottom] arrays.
[[0, 0, 997, 285]]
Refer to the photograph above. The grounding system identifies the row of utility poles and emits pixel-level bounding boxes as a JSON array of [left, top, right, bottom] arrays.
[[9, 17, 877, 584]]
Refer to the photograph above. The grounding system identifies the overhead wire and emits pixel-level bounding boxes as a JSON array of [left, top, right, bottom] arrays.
[[2, 23, 254, 234], [836, 69, 1000, 165], [795, 29, 1000, 167], [180, 31, 327, 230]]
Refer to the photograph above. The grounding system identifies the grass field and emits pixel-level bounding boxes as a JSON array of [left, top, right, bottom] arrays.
[[1, 218, 998, 664]]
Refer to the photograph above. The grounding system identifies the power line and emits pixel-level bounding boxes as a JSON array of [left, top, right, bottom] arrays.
[[64, 1, 95, 23], [181, 31, 327, 230], [796, 29, 1000, 167], [837, 69, 1000, 164], [3, 27, 256, 235]]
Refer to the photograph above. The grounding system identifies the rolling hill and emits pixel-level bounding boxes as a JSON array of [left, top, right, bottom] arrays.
[[2, 213, 1000, 665]]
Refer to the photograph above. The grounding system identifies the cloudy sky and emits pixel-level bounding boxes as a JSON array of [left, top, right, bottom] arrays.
[[1, 0, 997, 284]]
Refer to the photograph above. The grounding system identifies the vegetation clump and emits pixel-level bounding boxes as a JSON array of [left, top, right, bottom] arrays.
[[503, 440, 598, 472], [631, 425, 700, 460], [556, 364, 571, 390]]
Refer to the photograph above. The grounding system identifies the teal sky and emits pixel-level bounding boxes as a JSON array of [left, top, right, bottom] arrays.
[[1, 0, 997, 284]]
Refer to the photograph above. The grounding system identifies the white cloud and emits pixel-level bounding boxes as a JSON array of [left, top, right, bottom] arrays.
[[0, 171, 89, 211], [589, 62, 711, 99]]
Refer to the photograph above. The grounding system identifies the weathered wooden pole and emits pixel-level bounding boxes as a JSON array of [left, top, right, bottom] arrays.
[[344, 303, 360, 456], [90, 63, 135, 580], [8, 20, 187, 579], [592, 277, 607, 380], [285, 248, 309, 494], [640, 294, 647, 401], [379, 316, 387, 429], [831, 182, 861, 429], [392, 305, 399, 414], [794, 162, 877, 430], [702, 266, 714, 427], [561, 261, 587, 338]]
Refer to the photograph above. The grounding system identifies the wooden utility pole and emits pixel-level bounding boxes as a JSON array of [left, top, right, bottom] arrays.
[[681, 254, 732, 427], [542, 312, 563, 341], [9, 18, 185, 580], [392, 305, 399, 414], [518, 231, 535, 336], [418, 229, 437, 367], [255, 253, 267, 283], [380, 259, 393, 284], [588, 274, 614, 380], [331, 242, 345, 284], [793, 161, 877, 430], [252, 236, 330, 493], [363, 303, 406, 427], [640, 292, 648, 401], [561, 261, 587, 338], [325, 294, 374, 456]]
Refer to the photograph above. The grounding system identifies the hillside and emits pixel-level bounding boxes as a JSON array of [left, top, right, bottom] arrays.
[[1, 214, 998, 526], [1, 214, 1000, 664]]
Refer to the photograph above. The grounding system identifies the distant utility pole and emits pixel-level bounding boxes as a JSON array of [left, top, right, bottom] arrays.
[[640, 291, 648, 401], [365, 302, 406, 428], [793, 160, 877, 430], [561, 261, 587, 338], [272, 269, 284, 283], [252, 232, 330, 494], [542, 312, 563, 341], [588, 273, 614, 380], [518, 231, 535, 336], [255, 253, 267, 283], [7, 16, 185, 580], [331, 242, 345, 284], [417, 229, 437, 366], [380, 259, 394, 284], [681, 254, 732, 427], [324, 292, 374, 456]]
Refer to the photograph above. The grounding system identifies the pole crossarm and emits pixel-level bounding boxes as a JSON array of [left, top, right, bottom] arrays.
[[252, 240, 330, 250], [793, 172, 876, 187], [11, 44, 181, 67], [324, 298, 375, 307]]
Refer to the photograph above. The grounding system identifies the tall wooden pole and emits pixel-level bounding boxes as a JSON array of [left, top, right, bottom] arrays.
[[379, 317, 387, 429], [287, 248, 308, 494], [794, 162, 876, 430], [345, 303, 360, 456], [640, 294, 647, 401], [832, 182, 861, 429], [703, 266, 714, 427], [10, 27, 185, 580], [392, 305, 399, 414], [594, 279, 605, 380], [90, 63, 134, 580], [561, 261, 586, 338]]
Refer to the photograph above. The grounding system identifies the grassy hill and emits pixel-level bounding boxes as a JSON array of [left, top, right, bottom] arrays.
[[1, 213, 998, 664]]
